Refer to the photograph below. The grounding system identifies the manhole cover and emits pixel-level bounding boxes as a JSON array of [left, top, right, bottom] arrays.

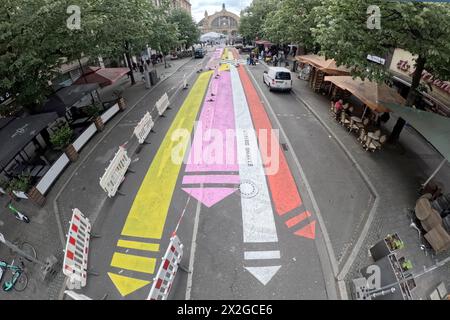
[[239, 180, 258, 198]]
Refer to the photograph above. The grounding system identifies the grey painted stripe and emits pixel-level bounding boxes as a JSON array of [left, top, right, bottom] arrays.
[[230, 65, 279, 243], [244, 250, 281, 260]]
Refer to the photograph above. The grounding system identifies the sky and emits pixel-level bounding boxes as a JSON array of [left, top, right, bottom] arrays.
[[190, 0, 252, 22]]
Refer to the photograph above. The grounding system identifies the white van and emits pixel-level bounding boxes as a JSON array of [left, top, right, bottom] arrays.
[[263, 67, 293, 92]]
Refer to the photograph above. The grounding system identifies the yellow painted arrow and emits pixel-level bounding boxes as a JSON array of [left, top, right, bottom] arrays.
[[108, 71, 213, 297], [108, 273, 150, 297]]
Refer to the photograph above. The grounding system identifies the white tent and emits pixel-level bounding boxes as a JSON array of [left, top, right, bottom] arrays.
[[200, 32, 224, 42]]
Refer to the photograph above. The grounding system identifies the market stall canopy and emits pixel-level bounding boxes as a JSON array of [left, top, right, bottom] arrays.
[[200, 32, 224, 41], [324, 76, 406, 112], [383, 103, 450, 162], [0, 112, 58, 169], [73, 67, 129, 87], [296, 54, 350, 75]]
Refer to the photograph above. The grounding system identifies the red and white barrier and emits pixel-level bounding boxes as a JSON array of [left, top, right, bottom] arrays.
[[134, 112, 154, 144], [147, 235, 183, 300], [64, 290, 93, 300], [99, 146, 131, 198], [63, 209, 91, 290], [156, 93, 170, 116]]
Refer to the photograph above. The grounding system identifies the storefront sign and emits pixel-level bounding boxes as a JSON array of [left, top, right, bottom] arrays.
[[391, 49, 450, 95], [367, 54, 385, 65]]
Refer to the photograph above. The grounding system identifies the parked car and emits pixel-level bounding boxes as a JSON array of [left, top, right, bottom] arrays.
[[194, 48, 205, 59], [263, 67, 293, 92]]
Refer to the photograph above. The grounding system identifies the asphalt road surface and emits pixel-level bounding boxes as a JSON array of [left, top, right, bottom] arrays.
[[79, 47, 371, 300]]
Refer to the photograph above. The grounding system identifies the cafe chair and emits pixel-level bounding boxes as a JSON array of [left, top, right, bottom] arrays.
[[367, 134, 388, 152], [357, 128, 367, 144], [340, 110, 351, 128], [356, 118, 370, 131]]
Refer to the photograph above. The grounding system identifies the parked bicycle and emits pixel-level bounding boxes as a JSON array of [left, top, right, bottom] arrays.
[[0, 259, 28, 292], [6, 202, 30, 223]]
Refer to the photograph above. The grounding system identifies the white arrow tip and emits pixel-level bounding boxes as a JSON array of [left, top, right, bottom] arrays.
[[245, 266, 281, 286]]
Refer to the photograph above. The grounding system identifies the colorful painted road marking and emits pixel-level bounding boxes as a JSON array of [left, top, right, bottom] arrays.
[[236, 50, 317, 240], [230, 64, 281, 285], [108, 71, 213, 296], [182, 64, 239, 207]]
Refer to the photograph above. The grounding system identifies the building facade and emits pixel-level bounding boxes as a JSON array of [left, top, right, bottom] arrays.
[[388, 48, 450, 117], [198, 4, 240, 39]]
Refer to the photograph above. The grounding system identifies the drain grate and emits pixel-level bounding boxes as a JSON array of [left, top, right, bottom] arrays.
[[281, 143, 289, 152]]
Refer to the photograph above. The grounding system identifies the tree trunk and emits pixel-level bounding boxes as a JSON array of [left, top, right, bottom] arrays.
[[124, 42, 135, 85], [388, 54, 426, 143]]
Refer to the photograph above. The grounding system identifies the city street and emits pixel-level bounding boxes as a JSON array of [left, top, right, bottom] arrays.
[[1, 0, 450, 302]]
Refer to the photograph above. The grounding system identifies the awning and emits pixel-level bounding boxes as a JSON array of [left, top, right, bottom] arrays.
[[382, 102, 450, 187], [255, 40, 272, 46], [296, 54, 350, 75], [74, 67, 129, 87], [42, 83, 100, 115], [0, 112, 58, 169], [55, 83, 99, 107], [325, 76, 405, 112]]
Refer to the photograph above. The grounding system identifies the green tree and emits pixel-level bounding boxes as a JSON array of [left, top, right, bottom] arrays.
[[168, 8, 200, 50], [263, 0, 319, 52], [0, 0, 94, 110], [313, 0, 450, 141], [0, 0, 162, 108], [239, 0, 278, 43]]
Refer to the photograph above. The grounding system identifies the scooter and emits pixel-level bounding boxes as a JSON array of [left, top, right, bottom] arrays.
[[7, 203, 30, 223]]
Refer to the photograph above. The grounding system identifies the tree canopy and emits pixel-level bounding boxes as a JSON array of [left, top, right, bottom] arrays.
[[263, 0, 319, 52], [168, 8, 200, 50], [0, 0, 190, 110], [238, 0, 278, 43]]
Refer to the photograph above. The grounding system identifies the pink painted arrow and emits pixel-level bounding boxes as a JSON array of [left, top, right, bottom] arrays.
[[182, 63, 238, 208]]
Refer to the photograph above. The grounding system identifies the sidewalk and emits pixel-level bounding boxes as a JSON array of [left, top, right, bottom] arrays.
[[290, 74, 450, 299], [0, 56, 194, 300]]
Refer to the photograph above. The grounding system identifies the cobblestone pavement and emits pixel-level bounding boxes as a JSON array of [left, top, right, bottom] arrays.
[[290, 74, 450, 300], [0, 56, 196, 300]]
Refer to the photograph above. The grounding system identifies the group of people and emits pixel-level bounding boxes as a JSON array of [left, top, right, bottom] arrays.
[[132, 53, 164, 73]]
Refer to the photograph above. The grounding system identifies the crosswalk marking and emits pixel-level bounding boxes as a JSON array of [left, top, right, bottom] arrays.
[[111, 252, 156, 274], [117, 240, 160, 252]]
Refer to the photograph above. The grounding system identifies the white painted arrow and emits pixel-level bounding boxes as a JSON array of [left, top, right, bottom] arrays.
[[245, 266, 282, 286], [230, 65, 281, 286]]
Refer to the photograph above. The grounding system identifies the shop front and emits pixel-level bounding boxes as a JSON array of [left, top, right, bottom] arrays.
[[389, 48, 450, 117]]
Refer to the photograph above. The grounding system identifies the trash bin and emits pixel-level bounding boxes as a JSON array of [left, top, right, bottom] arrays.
[[149, 69, 159, 86]]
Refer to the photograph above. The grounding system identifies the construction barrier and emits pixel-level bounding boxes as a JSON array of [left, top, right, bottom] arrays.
[[63, 209, 91, 290], [64, 290, 93, 300], [134, 112, 154, 144], [99, 146, 131, 198], [147, 235, 183, 300], [156, 93, 170, 116]]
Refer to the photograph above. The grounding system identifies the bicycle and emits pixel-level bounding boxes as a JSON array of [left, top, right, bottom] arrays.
[[0, 259, 28, 292]]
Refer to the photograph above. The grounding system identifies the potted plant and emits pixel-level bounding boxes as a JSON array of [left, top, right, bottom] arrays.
[[6, 174, 32, 199], [399, 256, 413, 272], [50, 123, 78, 162], [85, 103, 104, 131], [385, 234, 404, 251], [113, 89, 126, 110]]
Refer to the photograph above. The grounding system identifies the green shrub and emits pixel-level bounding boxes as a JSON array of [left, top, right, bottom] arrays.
[[7, 174, 31, 193], [85, 103, 102, 118], [50, 124, 73, 150]]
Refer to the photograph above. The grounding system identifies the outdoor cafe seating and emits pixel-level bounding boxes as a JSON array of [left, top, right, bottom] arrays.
[[326, 76, 406, 153]]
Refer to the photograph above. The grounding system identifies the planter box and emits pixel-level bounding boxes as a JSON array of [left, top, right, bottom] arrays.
[[369, 233, 403, 261]]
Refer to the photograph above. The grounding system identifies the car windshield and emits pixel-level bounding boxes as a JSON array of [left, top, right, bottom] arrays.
[[275, 72, 291, 80]]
